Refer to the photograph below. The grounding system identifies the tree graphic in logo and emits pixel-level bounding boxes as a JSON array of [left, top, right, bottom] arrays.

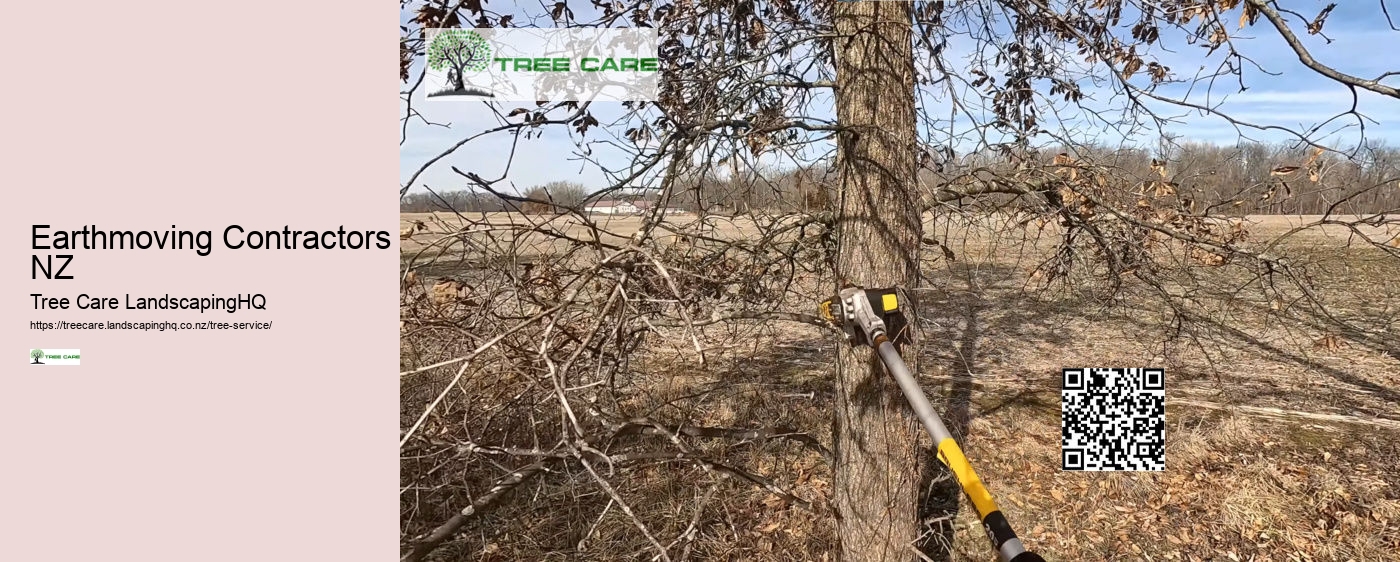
[[427, 29, 495, 98], [31, 349, 44, 364]]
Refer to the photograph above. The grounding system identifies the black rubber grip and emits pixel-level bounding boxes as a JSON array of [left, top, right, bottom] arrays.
[[981, 511, 1018, 549], [1009, 552, 1046, 562]]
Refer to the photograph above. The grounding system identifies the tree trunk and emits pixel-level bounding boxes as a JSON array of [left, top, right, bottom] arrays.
[[449, 67, 465, 91], [831, 2, 923, 561]]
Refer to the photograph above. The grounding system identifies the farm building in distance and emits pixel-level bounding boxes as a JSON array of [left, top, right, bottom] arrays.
[[585, 199, 639, 214], [586, 198, 686, 215]]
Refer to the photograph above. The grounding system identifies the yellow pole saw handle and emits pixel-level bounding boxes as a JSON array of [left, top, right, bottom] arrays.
[[819, 286, 1045, 562]]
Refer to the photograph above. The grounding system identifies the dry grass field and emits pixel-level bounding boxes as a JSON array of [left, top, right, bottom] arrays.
[[400, 211, 1400, 561], [400, 212, 1399, 253]]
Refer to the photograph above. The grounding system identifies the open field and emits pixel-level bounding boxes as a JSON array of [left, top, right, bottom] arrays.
[[400, 211, 1400, 561]]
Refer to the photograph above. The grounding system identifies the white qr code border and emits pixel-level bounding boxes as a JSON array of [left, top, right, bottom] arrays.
[[1061, 367, 1165, 472]]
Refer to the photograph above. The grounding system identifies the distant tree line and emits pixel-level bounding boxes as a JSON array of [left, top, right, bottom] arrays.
[[399, 190, 509, 213], [399, 181, 591, 214], [1010, 139, 1400, 216], [404, 140, 1400, 216]]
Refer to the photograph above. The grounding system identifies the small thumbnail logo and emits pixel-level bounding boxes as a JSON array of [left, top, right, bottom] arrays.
[[29, 348, 80, 366]]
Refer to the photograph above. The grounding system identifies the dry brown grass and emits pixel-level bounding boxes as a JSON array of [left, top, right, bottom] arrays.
[[401, 211, 1400, 561]]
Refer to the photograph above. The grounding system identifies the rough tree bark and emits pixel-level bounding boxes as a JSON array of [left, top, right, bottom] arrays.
[[831, 2, 924, 561]]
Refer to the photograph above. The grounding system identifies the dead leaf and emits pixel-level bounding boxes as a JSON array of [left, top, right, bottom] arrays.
[[1308, 4, 1337, 35], [1124, 56, 1143, 78], [1307, 146, 1325, 166], [1240, 3, 1259, 28], [1051, 488, 1066, 501], [1190, 247, 1227, 266], [432, 279, 471, 304], [1271, 166, 1300, 176], [1313, 334, 1348, 351], [1058, 186, 1078, 205]]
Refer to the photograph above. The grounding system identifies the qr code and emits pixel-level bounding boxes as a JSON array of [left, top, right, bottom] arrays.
[[1061, 368, 1165, 471]]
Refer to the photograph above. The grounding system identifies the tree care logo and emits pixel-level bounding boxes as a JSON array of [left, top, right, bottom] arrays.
[[423, 28, 658, 102], [29, 348, 80, 366], [427, 29, 495, 98]]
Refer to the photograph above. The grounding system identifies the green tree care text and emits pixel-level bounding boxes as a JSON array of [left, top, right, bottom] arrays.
[[494, 57, 659, 72]]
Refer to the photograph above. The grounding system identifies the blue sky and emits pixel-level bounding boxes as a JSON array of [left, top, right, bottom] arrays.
[[400, 2, 1398, 196]]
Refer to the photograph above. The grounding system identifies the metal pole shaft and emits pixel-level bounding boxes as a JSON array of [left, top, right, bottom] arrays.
[[873, 340, 1035, 562], [875, 340, 953, 444]]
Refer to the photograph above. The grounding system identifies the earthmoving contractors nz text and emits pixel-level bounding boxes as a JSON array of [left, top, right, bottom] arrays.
[[29, 224, 395, 280]]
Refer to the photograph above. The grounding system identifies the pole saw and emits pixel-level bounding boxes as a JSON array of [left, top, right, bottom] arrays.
[[820, 286, 1045, 562]]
